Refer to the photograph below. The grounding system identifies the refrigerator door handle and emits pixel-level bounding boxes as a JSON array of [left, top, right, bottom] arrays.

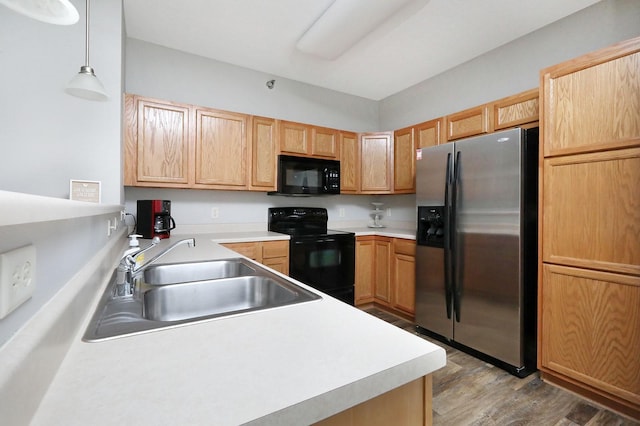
[[444, 153, 453, 320], [452, 151, 462, 322]]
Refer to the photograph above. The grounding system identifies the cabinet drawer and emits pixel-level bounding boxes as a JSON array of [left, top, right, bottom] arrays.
[[262, 240, 289, 259], [221, 242, 259, 260], [393, 238, 416, 256]]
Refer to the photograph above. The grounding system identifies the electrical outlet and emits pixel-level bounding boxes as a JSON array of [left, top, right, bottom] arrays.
[[386, 208, 392, 217], [211, 207, 219, 219], [107, 217, 117, 237], [0, 245, 36, 319], [339, 208, 345, 217]]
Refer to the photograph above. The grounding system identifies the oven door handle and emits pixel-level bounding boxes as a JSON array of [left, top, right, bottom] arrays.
[[293, 238, 336, 244]]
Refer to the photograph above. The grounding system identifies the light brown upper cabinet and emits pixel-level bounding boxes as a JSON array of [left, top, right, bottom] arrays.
[[250, 116, 277, 191], [195, 107, 248, 189], [360, 132, 393, 194], [340, 131, 360, 194], [538, 36, 640, 419], [393, 126, 415, 193], [279, 121, 339, 158], [124, 94, 193, 187], [279, 120, 310, 155], [446, 105, 489, 141], [415, 117, 445, 148], [311, 126, 339, 158], [493, 88, 539, 131]]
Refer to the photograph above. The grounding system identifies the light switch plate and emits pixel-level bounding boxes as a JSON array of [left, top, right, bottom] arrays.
[[0, 245, 36, 319]]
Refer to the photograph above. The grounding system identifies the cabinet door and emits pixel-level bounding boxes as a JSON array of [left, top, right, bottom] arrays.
[[360, 132, 392, 193], [195, 108, 248, 188], [280, 121, 310, 155], [446, 105, 489, 141], [393, 127, 415, 193], [311, 126, 339, 158], [415, 117, 444, 149], [542, 48, 640, 157], [540, 264, 640, 406], [340, 131, 360, 193], [374, 237, 392, 303], [250, 116, 277, 190], [543, 148, 640, 276], [391, 239, 416, 315], [492, 88, 539, 130], [355, 237, 375, 305], [136, 97, 192, 185]]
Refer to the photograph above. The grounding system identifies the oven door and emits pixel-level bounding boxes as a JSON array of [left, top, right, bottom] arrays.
[[289, 235, 355, 305]]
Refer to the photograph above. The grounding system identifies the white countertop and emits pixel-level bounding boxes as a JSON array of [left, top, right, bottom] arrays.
[[31, 236, 444, 425], [341, 227, 416, 240]]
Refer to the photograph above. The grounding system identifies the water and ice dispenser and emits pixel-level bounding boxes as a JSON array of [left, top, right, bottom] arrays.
[[417, 206, 445, 247]]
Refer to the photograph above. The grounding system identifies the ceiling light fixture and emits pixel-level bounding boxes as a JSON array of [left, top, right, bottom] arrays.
[[0, 0, 79, 25], [65, 0, 108, 101], [295, 0, 418, 60]]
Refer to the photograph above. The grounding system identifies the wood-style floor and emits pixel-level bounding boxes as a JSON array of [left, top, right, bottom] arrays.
[[362, 307, 639, 426]]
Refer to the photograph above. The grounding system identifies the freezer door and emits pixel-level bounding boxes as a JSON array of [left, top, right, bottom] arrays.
[[415, 143, 454, 338], [452, 128, 524, 367], [416, 245, 452, 339]]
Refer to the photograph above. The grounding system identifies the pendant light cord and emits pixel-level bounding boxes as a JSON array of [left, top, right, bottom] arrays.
[[84, 0, 90, 67]]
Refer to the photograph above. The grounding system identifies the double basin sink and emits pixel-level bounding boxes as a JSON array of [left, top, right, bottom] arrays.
[[84, 257, 321, 341]]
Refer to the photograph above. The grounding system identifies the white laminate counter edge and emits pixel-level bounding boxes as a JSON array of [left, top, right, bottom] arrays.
[[0, 228, 128, 425], [0, 190, 123, 227]]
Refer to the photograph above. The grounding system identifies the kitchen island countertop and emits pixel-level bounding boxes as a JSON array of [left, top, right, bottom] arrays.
[[31, 235, 444, 425]]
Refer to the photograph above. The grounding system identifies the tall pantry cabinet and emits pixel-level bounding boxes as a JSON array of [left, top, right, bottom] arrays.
[[538, 36, 640, 420]]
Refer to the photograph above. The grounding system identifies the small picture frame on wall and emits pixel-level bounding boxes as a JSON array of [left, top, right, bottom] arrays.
[[70, 180, 101, 203]]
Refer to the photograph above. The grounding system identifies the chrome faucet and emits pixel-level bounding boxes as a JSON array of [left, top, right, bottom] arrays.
[[114, 237, 196, 297]]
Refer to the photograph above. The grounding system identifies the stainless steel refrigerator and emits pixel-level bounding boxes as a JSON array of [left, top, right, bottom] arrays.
[[415, 127, 538, 377]]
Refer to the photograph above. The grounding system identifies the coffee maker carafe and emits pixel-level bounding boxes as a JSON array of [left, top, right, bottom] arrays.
[[137, 200, 175, 239]]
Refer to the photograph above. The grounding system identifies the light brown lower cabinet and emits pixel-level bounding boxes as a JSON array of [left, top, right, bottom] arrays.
[[315, 375, 433, 426], [355, 236, 416, 319], [540, 264, 640, 417], [221, 240, 289, 276]]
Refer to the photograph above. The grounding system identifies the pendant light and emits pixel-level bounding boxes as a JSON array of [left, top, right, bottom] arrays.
[[65, 0, 107, 101]]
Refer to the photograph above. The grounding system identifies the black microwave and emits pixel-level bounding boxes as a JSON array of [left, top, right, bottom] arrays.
[[270, 155, 340, 196]]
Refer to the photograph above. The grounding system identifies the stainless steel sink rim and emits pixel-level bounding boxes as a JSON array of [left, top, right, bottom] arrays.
[[83, 257, 321, 342]]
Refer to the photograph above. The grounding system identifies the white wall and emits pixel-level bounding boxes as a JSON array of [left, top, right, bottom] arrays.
[[379, 0, 640, 129], [125, 38, 379, 132], [0, 0, 124, 204], [0, 0, 124, 346], [124, 188, 414, 229]]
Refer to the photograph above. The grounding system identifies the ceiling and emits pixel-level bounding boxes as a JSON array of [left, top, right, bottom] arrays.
[[123, 0, 600, 101]]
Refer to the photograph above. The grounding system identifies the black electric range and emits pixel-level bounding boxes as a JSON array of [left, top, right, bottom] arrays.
[[268, 207, 355, 305]]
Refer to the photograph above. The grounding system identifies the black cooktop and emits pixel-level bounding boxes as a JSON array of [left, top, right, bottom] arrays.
[[268, 207, 354, 238]]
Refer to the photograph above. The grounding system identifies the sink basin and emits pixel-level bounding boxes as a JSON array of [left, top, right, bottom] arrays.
[[83, 257, 321, 341], [144, 276, 313, 321], [143, 259, 256, 285]]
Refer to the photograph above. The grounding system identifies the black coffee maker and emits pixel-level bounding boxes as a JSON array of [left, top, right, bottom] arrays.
[[137, 200, 175, 239]]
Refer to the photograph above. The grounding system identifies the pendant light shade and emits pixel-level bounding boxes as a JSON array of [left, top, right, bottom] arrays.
[[65, 0, 107, 101], [0, 0, 79, 25]]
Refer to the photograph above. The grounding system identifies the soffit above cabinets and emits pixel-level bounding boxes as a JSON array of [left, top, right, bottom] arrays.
[[123, 0, 601, 101]]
